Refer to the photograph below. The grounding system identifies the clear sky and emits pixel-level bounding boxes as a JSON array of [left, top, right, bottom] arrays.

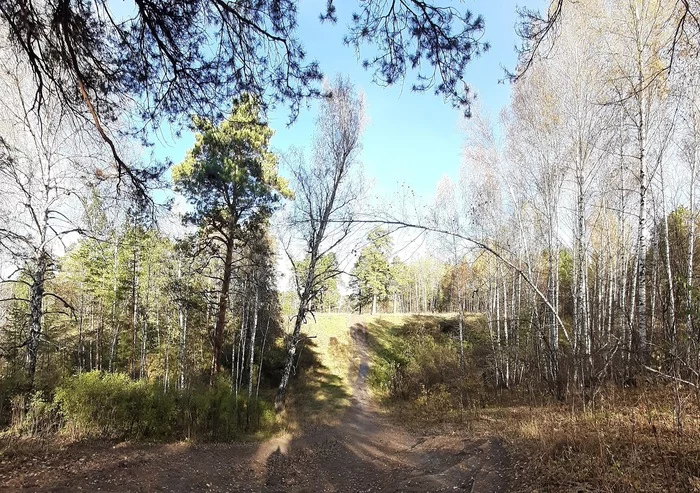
[[156, 0, 545, 202], [267, 0, 542, 200]]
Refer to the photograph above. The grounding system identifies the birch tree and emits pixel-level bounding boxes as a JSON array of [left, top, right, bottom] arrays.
[[0, 55, 106, 385], [276, 76, 364, 410]]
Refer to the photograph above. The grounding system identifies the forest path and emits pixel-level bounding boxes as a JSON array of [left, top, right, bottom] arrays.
[[1, 322, 510, 492]]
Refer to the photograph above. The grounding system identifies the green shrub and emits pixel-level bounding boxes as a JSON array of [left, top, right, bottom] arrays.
[[175, 376, 275, 440], [53, 371, 274, 441], [369, 317, 481, 421]]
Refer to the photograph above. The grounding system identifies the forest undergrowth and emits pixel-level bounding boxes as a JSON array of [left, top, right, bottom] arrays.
[[0, 314, 356, 454], [3, 313, 700, 492], [365, 313, 700, 493]]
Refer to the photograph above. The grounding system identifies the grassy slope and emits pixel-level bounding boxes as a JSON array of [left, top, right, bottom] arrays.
[[283, 313, 355, 430], [359, 313, 700, 492], [292, 312, 700, 492]]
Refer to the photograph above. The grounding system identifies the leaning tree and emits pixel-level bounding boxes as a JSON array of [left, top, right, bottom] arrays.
[[276, 76, 364, 410]]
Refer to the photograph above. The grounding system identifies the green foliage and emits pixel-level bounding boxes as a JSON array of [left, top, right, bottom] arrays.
[[389, 258, 411, 296], [55, 372, 172, 439], [173, 376, 275, 440], [53, 371, 275, 441], [366, 315, 480, 420], [351, 228, 393, 310], [295, 253, 341, 312], [173, 95, 290, 231]]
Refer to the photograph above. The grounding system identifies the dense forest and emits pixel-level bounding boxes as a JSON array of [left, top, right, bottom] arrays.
[[2, 0, 700, 490]]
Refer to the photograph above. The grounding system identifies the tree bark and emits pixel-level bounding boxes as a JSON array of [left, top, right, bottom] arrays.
[[25, 253, 48, 385], [212, 232, 235, 379]]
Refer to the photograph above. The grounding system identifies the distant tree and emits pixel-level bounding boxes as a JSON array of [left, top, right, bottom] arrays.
[[296, 253, 340, 313], [172, 96, 288, 377], [389, 258, 411, 313], [351, 228, 392, 315]]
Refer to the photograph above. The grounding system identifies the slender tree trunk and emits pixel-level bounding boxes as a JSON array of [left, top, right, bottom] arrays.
[[130, 248, 138, 377], [236, 295, 248, 396], [635, 33, 649, 366], [457, 286, 465, 372], [486, 277, 498, 388], [276, 306, 305, 409], [164, 309, 173, 391], [109, 238, 119, 373], [256, 310, 272, 400], [660, 163, 677, 359], [178, 259, 188, 390], [90, 304, 95, 371], [276, 250, 320, 410], [547, 242, 559, 392], [502, 274, 510, 387], [140, 262, 150, 379], [688, 154, 696, 339], [248, 288, 259, 397], [178, 307, 188, 390], [97, 301, 103, 370], [78, 286, 85, 373]]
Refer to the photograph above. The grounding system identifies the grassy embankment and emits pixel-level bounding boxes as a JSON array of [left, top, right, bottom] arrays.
[[281, 313, 356, 430], [354, 312, 700, 493]]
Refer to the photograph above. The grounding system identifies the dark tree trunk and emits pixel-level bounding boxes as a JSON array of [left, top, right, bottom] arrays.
[[25, 253, 48, 386], [212, 233, 235, 378]]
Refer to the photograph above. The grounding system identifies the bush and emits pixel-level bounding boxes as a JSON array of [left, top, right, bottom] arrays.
[[369, 317, 481, 421], [9, 391, 60, 437], [53, 371, 275, 441]]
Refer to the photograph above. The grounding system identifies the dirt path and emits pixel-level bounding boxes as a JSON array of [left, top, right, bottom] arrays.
[[0, 323, 509, 492]]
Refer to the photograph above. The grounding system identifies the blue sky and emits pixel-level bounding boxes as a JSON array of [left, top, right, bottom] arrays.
[[268, 0, 540, 199], [157, 0, 545, 202]]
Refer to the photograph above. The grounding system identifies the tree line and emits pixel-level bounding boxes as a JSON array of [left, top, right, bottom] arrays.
[[0, 61, 367, 423], [417, 0, 700, 401]]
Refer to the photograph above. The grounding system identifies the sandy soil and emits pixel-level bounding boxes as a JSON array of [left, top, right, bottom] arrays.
[[0, 323, 509, 492]]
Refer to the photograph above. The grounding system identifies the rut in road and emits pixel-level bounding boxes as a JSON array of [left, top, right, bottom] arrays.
[[1, 322, 510, 492]]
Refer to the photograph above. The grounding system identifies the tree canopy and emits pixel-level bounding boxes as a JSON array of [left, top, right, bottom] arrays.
[[0, 0, 487, 198], [173, 95, 289, 236]]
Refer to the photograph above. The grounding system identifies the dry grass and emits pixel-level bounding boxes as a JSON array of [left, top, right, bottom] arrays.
[[281, 313, 700, 491], [357, 313, 700, 491], [461, 386, 700, 493]]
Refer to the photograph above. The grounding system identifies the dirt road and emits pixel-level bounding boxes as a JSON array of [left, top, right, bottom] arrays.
[[1, 323, 509, 492]]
